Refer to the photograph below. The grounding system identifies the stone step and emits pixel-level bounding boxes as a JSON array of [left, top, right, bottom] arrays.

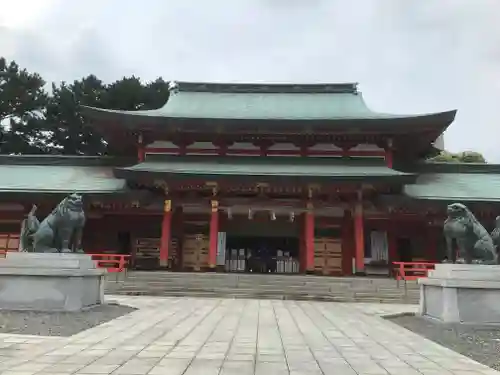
[[108, 285, 417, 296], [124, 272, 412, 284], [112, 280, 390, 288], [105, 272, 420, 304], [106, 287, 418, 299], [117, 276, 418, 289], [106, 290, 418, 304], [107, 285, 415, 296], [105, 286, 418, 301], [107, 280, 418, 291], [124, 274, 412, 282]]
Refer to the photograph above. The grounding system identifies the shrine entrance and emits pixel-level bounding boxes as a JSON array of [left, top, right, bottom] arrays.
[[221, 214, 301, 274], [224, 236, 300, 274]]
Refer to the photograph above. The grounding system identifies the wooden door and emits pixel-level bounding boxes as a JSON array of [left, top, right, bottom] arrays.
[[169, 237, 180, 269], [314, 237, 342, 275], [182, 234, 209, 271], [134, 238, 160, 269]]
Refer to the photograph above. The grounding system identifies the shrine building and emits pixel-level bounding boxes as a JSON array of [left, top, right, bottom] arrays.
[[0, 81, 498, 276]]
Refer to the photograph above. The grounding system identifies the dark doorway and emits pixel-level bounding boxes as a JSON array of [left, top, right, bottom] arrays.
[[397, 237, 413, 262], [117, 232, 131, 255], [225, 236, 300, 273]]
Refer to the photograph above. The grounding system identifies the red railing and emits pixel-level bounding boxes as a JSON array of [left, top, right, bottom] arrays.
[[89, 254, 130, 279], [393, 261, 436, 287]]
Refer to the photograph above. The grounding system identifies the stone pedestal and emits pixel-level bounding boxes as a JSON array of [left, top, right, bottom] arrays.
[[419, 264, 500, 324], [0, 252, 106, 312]]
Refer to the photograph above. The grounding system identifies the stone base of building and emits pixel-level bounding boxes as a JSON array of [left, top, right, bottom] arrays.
[[0, 252, 105, 312], [419, 264, 500, 324]]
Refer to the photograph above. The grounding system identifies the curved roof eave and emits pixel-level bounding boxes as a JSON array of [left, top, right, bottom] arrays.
[[112, 158, 417, 185], [82, 105, 457, 131]]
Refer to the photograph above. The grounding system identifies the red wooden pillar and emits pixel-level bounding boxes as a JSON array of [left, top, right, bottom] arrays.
[[354, 201, 365, 275], [299, 220, 306, 273], [388, 229, 398, 264], [426, 225, 438, 262], [385, 138, 393, 168], [304, 202, 315, 273], [387, 219, 398, 263], [159, 199, 172, 268], [209, 200, 219, 269], [385, 150, 393, 168], [342, 209, 354, 275], [137, 133, 145, 162]]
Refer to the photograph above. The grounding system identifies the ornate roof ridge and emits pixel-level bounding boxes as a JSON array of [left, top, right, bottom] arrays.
[[168, 81, 359, 94]]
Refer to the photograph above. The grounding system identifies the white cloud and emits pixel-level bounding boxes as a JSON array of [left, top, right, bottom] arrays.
[[0, 0, 499, 161], [0, 0, 58, 29]]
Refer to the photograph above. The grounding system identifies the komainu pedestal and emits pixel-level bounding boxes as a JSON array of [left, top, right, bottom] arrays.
[[419, 264, 500, 324], [0, 252, 105, 311]]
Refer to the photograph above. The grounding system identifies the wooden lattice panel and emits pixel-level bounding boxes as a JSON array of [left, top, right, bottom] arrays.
[[314, 237, 342, 275], [0, 233, 20, 257], [182, 234, 209, 271], [169, 237, 179, 262], [134, 238, 160, 269]]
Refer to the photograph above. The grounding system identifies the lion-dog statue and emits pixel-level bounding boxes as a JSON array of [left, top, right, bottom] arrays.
[[490, 216, 500, 261], [443, 203, 497, 264], [20, 193, 86, 253]]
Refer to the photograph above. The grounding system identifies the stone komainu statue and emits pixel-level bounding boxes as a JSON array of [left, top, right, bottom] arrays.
[[490, 216, 500, 260], [20, 193, 86, 253], [443, 203, 498, 264]]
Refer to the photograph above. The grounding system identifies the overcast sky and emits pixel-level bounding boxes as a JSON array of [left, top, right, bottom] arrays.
[[0, 0, 499, 160]]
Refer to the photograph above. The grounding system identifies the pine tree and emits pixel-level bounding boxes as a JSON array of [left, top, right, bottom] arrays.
[[45, 75, 107, 155], [46, 75, 170, 156], [0, 58, 48, 154]]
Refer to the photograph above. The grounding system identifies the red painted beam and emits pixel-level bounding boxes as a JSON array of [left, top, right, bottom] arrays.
[[144, 147, 386, 158]]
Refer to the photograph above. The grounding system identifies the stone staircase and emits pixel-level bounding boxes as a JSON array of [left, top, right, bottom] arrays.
[[105, 272, 420, 304]]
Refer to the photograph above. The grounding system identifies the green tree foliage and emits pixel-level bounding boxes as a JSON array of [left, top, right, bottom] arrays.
[[1, 57, 171, 156], [143, 77, 171, 110], [428, 150, 487, 163], [0, 58, 49, 154], [45, 75, 108, 155], [105, 76, 170, 111], [46, 75, 170, 156], [105, 76, 146, 110]]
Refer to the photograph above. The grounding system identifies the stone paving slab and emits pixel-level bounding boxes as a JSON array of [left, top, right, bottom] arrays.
[[0, 296, 496, 374]]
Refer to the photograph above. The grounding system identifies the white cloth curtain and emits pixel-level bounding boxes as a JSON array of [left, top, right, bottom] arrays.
[[370, 231, 388, 262], [216, 232, 226, 266]]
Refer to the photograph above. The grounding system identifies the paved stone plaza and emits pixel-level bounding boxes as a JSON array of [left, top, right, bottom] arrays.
[[0, 297, 496, 375]]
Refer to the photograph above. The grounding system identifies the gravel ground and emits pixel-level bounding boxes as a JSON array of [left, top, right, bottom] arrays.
[[389, 314, 500, 371], [0, 303, 137, 337]]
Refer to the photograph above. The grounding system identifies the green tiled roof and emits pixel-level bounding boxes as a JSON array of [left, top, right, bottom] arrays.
[[404, 173, 500, 202], [115, 156, 414, 183], [0, 164, 126, 194], [82, 81, 456, 123]]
